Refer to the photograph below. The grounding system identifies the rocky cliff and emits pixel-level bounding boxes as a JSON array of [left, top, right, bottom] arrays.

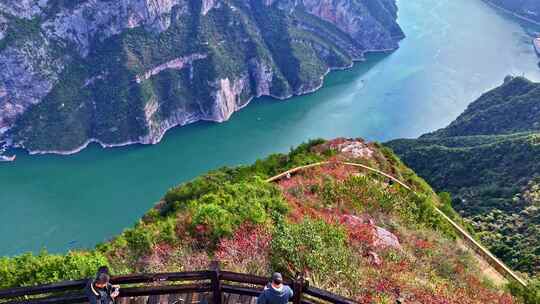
[[0, 0, 404, 154]]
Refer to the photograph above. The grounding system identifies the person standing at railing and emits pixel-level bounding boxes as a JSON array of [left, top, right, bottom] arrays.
[[85, 271, 120, 304], [257, 273, 294, 304]]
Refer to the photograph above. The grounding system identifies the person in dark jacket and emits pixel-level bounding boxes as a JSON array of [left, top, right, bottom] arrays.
[[257, 273, 293, 304], [85, 272, 120, 304]]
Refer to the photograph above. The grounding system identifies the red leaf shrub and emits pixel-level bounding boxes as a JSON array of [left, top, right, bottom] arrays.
[[215, 223, 272, 275], [415, 238, 434, 250], [182, 251, 211, 271], [137, 243, 175, 272]]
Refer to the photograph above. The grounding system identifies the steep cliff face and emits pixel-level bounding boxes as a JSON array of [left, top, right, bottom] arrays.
[[0, 0, 404, 154]]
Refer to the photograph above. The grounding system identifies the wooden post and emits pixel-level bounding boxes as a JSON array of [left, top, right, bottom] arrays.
[[291, 276, 305, 304], [210, 261, 222, 304]]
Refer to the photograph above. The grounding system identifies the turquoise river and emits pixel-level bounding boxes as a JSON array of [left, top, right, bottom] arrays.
[[1, 0, 540, 255]]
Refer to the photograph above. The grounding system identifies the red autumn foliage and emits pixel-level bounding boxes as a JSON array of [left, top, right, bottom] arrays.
[[415, 238, 434, 250], [182, 251, 211, 271], [276, 162, 363, 223], [215, 223, 272, 273], [272, 147, 516, 303], [357, 277, 402, 303], [137, 242, 174, 271], [345, 222, 376, 247]]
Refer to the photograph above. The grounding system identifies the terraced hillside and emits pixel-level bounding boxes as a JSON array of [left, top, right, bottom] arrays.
[[0, 138, 515, 303]]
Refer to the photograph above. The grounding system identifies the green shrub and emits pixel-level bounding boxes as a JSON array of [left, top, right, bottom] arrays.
[[162, 139, 326, 215], [0, 251, 108, 289], [271, 218, 350, 277], [407, 193, 456, 239], [164, 170, 233, 207], [155, 217, 178, 244], [508, 279, 540, 304], [250, 139, 326, 177], [191, 201, 235, 241], [438, 192, 477, 236], [189, 177, 289, 242], [123, 224, 155, 255]]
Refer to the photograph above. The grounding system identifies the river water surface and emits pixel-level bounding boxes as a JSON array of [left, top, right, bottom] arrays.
[[1, 0, 540, 256]]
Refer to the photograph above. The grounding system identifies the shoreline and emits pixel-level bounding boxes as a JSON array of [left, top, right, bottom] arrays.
[[482, 0, 540, 26], [6, 46, 401, 157]]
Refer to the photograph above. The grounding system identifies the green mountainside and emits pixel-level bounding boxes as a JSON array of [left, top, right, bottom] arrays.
[[0, 139, 515, 303], [387, 76, 540, 276], [0, 0, 403, 154]]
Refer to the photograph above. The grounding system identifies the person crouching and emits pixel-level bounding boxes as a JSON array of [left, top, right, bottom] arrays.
[[85, 271, 120, 304]]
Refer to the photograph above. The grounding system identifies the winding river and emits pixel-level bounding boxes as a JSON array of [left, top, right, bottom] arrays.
[[1, 0, 540, 256]]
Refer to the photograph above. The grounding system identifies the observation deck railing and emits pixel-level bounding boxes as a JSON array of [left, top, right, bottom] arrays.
[[0, 263, 354, 304]]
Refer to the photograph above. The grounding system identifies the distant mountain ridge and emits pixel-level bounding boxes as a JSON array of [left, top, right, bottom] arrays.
[[388, 76, 540, 275], [424, 76, 540, 138], [0, 0, 404, 154]]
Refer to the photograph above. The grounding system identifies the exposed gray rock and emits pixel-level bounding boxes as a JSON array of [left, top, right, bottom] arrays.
[[0, 0, 46, 19], [341, 214, 402, 250], [210, 75, 251, 122], [0, 15, 7, 41], [135, 53, 207, 83], [249, 59, 273, 97], [302, 0, 403, 49], [201, 0, 219, 15], [0, 41, 61, 136], [42, 0, 188, 57]]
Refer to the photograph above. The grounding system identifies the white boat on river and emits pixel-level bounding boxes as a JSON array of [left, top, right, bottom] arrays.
[[0, 144, 15, 162]]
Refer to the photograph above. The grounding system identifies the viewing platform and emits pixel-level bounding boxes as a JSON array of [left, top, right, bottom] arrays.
[[0, 263, 354, 304]]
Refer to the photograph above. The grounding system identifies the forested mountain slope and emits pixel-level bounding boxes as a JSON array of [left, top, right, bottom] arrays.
[[388, 76, 540, 275], [0, 0, 403, 154]]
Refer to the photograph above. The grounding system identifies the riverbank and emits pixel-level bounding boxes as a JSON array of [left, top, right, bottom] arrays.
[[482, 0, 540, 26], [6, 47, 402, 157]]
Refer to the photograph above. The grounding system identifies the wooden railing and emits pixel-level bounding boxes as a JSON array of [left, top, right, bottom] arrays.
[[266, 161, 529, 288], [0, 263, 355, 304]]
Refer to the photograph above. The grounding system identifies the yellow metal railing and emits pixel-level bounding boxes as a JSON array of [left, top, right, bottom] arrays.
[[266, 161, 528, 287]]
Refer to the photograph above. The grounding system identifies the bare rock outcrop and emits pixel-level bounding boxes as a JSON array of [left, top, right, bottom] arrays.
[[341, 214, 402, 250], [0, 0, 46, 19], [135, 54, 207, 83]]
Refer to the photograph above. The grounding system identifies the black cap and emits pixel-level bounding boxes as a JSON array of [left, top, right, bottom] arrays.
[[272, 272, 283, 284], [95, 272, 110, 285], [97, 266, 109, 275]]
